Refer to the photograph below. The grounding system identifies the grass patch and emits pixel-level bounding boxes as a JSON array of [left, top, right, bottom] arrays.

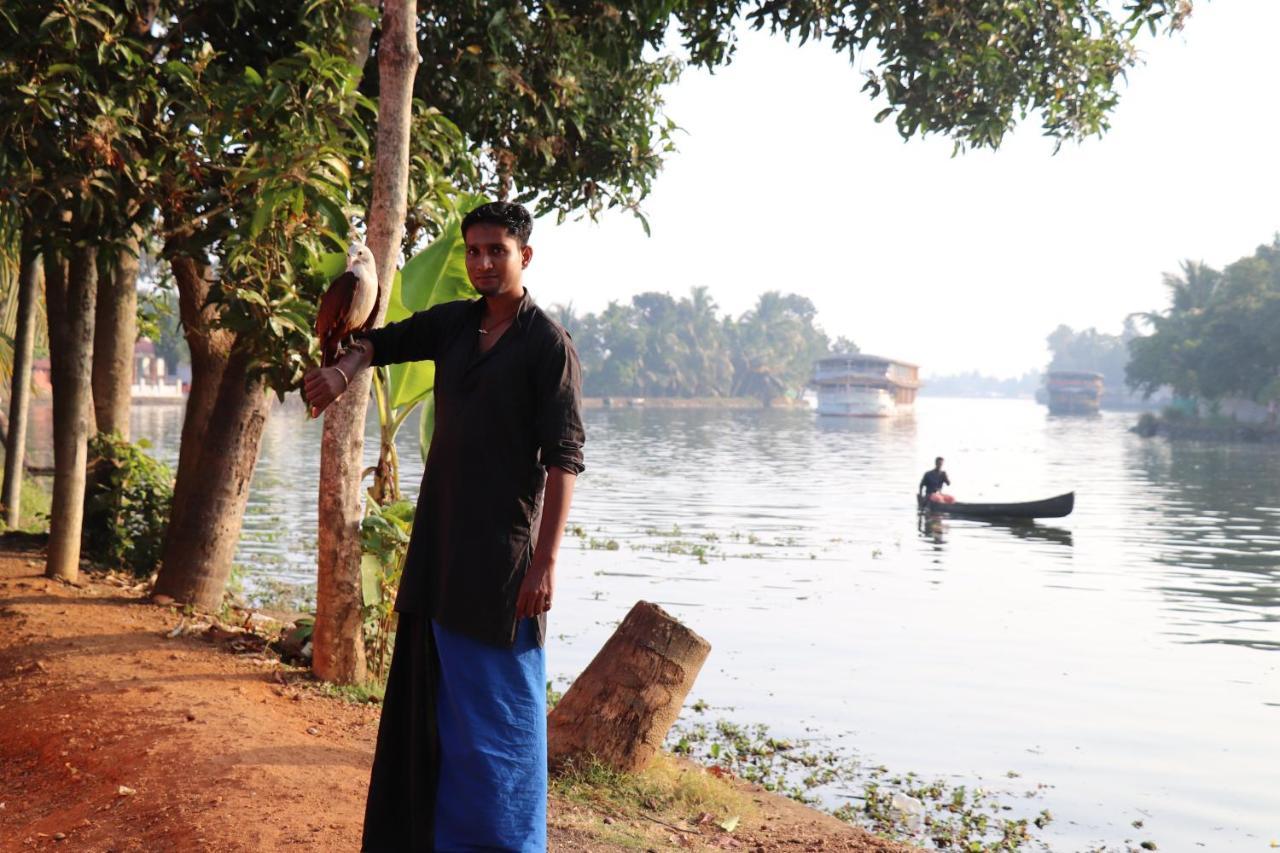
[[552, 753, 753, 832], [15, 473, 51, 533], [311, 678, 386, 705]]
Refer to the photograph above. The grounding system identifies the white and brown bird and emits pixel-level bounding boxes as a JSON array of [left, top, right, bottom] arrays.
[[315, 241, 378, 367], [310, 242, 378, 417]]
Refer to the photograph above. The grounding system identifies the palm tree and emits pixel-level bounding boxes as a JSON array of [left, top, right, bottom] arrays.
[[1162, 260, 1220, 316]]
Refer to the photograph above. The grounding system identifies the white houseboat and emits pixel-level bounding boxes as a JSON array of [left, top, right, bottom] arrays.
[[811, 354, 920, 417]]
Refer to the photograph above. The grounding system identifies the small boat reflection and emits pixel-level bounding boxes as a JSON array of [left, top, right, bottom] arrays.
[[918, 514, 1073, 547]]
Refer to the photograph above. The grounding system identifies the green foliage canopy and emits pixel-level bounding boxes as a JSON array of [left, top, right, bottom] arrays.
[[2, 0, 1191, 395], [379, 0, 1192, 230], [0, 0, 161, 250], [1128, 243, 1280, 403], [741, 0, 1190, 149]]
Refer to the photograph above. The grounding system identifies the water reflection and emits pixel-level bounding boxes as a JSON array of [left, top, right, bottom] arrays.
[[17, 397, 1280, 846], [917, 513, 1074, 548], [1125, 437, 1280, 652]]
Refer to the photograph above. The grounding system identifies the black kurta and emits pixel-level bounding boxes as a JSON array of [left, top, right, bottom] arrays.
[[359, 290, 584, 852], [359, 289, 585, 647]]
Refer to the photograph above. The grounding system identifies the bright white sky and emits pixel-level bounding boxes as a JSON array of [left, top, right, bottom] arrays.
[[524, 3, 1280, 379]]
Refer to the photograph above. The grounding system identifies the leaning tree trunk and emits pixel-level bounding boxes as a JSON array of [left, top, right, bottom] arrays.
[[152, 345, 270, 609], [312, 0, 419, 685], [548, 601, 712, 773], [91, 232, 140, 439], [152, 252, 271, 611], [166, 255, 232, 490], [2, 232, 41, 528], [45, 245, 98, 582]]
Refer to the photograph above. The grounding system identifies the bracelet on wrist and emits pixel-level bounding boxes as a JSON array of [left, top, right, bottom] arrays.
[[333, 364, 350, 390]]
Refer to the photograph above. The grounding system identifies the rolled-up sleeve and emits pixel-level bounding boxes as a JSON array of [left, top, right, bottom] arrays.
[[534, 331, 585, 475], [357, 304, 449, 367]]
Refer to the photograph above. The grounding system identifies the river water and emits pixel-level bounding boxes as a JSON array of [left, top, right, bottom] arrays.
[[108, 397, 1278, 849]]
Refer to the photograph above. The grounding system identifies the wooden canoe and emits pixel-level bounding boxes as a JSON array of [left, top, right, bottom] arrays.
[[917, 491, 1075, 520]]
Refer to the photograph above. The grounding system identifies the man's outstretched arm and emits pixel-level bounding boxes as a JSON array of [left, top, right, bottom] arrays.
[[303, 340, 374, 415], [304, 302, 451, 415]]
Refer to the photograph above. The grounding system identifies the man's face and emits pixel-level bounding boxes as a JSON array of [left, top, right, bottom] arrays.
[[936, 459, 944, 470], [464, 223, 532, 298]]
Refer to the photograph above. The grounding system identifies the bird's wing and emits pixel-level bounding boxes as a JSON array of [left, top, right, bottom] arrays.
[[316, 271, 358, 366], [353, 268, 380, 332]]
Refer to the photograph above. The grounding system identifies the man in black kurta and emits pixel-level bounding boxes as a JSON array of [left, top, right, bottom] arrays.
[[304, 202, 584, 851]]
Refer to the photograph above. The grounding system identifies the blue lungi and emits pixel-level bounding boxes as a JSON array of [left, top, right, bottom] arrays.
[[432, 617, 547, 852]]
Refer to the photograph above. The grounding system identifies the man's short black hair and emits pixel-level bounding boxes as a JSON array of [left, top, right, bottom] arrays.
[[461, 201, 533, 246], [935, 456, 944, 465]]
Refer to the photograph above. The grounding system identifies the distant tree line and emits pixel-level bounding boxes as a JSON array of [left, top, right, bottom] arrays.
[[1046, 322, 1136, 391], [552, 289, 844, 402], [921, 370, 1041, 398], [1128, 239, 1280, 403]]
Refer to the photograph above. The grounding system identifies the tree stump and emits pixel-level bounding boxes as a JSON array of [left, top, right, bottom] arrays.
[[548, 601, 710, 773]]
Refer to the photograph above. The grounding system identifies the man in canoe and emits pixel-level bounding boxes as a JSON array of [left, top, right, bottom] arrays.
[[919, 457, 955, 504]]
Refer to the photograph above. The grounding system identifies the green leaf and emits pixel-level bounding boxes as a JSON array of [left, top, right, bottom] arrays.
[[395, 204, 481, 314], [249, 193, 276, 237], [360, 554, 383, 606], [267, 83, 288, 110], [388, 360, 435, 409], [380, 195, 486, 410], [418, 396, 436, 464], [312, 195, 348, 245]]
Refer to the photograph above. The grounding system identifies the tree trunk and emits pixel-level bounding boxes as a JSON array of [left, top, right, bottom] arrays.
[[152, 345, 270, 610], [167, 255, 232, 489], [342, 4, 374, 70], [152, 251, 271, 611], [2, 233, 41, 528], [548, 601, 712, 773], [91, 232, 140, 439], [45, 245, 98, 582], [312, 0, 419, 685]]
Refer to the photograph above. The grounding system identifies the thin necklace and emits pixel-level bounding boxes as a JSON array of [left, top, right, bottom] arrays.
[[479, 308, 519, 335]]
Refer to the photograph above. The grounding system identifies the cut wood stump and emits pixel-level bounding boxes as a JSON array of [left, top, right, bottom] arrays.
[[548, 600, 710, 773]]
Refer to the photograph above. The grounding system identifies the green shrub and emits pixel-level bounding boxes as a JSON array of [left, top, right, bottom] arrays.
[[83, 433, 174, 576], [360, 497, 415, 681]]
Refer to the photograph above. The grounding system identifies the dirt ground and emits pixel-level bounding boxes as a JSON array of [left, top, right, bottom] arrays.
[[0, 537, 911, 853]]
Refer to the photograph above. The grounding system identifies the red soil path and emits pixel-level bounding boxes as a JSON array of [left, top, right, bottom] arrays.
[[0, 539, 909, 853]]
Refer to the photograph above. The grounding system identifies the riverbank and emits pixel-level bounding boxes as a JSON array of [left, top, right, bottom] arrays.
[[1133, 412, 1280, 443], [0, 537, 910, 852], [583, 396, 810, 410]]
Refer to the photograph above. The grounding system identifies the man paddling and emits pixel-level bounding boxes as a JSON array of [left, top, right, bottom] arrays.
[[919, 456, 954, 504], [304, 201, 584, 851]]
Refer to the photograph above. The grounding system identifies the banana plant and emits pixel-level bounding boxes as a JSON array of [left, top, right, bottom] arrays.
[[369, 197, 481, 502], [313, 195, 482, 505]]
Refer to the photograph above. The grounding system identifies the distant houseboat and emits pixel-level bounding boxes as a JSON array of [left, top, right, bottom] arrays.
[[1045, 371, 1103, 415], [811, 355, 920, 417], [132, 340, 186, 403]]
